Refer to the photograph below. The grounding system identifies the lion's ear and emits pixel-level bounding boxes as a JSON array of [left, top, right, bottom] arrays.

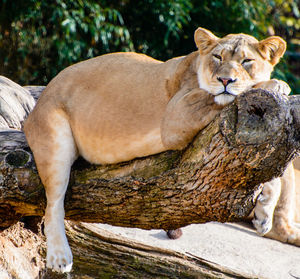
[[258, 36, 286, 65], [194, 27, 219, 54]]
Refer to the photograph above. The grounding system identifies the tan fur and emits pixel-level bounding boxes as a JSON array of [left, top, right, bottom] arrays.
[[260, 162, 300, 246], [24, 27, 289, 272], [294, 166, 300, 222], [259, 159, 300, 245]]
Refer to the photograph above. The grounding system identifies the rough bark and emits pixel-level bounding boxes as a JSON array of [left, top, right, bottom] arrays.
[[1, 82, 300, 278], [1, 87, 300, 231]]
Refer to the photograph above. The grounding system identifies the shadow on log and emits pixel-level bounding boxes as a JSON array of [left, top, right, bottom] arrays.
[[1, 81, 300, 278]]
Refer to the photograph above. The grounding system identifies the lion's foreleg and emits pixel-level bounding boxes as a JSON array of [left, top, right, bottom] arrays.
[[161, 88, 223, 150]]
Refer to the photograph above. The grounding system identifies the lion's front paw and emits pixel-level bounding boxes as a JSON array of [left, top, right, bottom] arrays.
[[253, 79, 291, 95], [46, 242, 73, 273]]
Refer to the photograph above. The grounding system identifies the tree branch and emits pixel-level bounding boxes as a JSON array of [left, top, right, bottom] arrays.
[[1, 87, 299, 231]]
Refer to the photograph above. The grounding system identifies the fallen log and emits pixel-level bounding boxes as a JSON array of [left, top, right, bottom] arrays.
[[1, 80, 300, 278], [0, 221, 257, 279], [1, 87, 300, 230]]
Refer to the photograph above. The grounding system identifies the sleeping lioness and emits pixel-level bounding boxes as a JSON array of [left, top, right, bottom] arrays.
[[24, 27, 291, 273]]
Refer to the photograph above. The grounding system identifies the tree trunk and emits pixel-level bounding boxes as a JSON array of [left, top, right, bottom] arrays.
[[1, 87, 300, 230], [1, 82, 300, 278]]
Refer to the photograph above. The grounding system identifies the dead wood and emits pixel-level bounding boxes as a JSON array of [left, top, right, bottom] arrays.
[[1, 86, 300, 230], [1, 79, 300, 278]]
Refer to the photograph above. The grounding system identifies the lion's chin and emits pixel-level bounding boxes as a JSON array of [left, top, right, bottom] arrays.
[[214, 93, 236, 106]]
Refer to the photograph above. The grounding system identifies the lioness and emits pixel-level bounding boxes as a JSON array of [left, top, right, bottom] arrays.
[[24, 27, 290, 272]]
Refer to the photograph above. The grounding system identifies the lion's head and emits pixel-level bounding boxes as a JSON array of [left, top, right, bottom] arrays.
[[194, 27, 286, 105]]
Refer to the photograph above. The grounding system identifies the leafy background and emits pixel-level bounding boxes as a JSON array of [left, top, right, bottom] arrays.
[[0, 0, 299, 93]]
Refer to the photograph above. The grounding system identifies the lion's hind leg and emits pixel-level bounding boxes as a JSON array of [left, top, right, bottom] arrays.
[[265, 163, 300, 246], [25, 109, 78, 272]]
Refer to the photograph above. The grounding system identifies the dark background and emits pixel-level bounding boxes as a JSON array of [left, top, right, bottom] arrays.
[[0, 0, 299, 92]]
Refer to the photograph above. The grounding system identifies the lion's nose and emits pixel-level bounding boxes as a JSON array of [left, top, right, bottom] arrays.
[[217, 77, 237, 86]]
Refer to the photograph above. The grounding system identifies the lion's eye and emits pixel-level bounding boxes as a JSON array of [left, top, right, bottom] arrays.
[[213, 54, 222, 61], [242, 58, 254, 64]]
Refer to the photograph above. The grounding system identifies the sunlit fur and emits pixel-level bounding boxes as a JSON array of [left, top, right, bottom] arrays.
[[194, 29, 299, 245], [196, 33, 277, 105], [253, 161, 300, 246], [24, 27, 290, 273]]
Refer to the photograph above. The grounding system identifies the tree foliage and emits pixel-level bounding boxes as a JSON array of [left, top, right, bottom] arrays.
[[0, 0, 299, 92], [0, 0, 133, 84]]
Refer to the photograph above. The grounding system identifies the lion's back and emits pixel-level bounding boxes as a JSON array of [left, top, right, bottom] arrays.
[[25, 52, 170, 164]]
